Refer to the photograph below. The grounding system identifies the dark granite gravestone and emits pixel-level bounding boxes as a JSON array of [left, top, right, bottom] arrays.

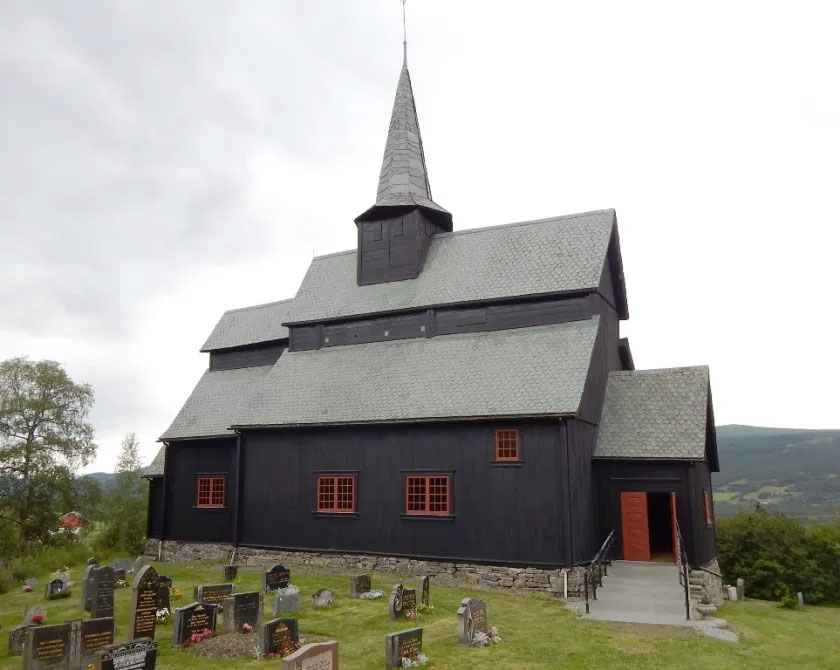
[[273, 588, 301, 615], [133, 556, 147, 575], [349, 574, 372, 599], [81, 564, 97, 611], [23, 621, 71, 670], [70, 617, 114, 670], [280, 640, 338, 670], [129, 565, 159, 641], [224, 565, 238, 582], [456, 597, 488, 645], [156, 585, 170, 613], [8, 624, 33, 655], [92, 639, 157, 670], [311, 588, 336, 608], [112, 559, 132, 573], [157, 575, 172, 591], [263, 564, 291, 593], [387, 584, 404, 620], [90, 567, 115, 619], [45, 577, 69, 600], [385, 627, 423, 669], [259, 618, 298, 658], [401, 589, 417, 614], [171, 603, 218, 648], [418, 576, 430, 606], [23, 605, 47, 625], [87, 557, 98, 567], [194, 583, 234, 609], [223, 592, 263, 633]]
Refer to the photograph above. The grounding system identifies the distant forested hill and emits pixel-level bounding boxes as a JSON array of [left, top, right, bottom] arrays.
[[713, 425, 840, 521], [81, 471, 116, 489]]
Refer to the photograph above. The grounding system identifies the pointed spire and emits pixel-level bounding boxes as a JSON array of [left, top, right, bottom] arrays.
[[356, 59, 452, 229]]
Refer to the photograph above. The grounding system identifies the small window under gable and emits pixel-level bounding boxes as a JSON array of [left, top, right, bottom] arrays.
[[405, 474, 451, 516], [196, 476, 226, 508], [495, 429, 520, 461], [316, 475, 356, 513]]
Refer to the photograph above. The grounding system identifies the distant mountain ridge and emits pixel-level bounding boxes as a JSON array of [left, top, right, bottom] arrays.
[[713, 424, 840, 520], [80, 471, 116, 488]]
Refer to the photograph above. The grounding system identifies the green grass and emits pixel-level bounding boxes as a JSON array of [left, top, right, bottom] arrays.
[[714, 492, 739, 502], [3, 560, 840, 669]]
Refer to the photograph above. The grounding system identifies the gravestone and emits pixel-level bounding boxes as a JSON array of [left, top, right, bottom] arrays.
[[129, 565, 159, 641], [224, 565, 238, 582], [418, 576, 430, 606], [311, 588, 336, 608], [156, 584, 170, 612], [280, 640, 338, 670], [113, 558, 132, 572], [388, 584, 404, 620], [456, 597, 488, 645], [259, 618, 298, 658], [157, 575, 172, 591], [171, 603, 218, 648], [134, 556, 147, 575], [273, 588, 301, 615], [797, 592, 805, 610], [736, 578, 745, 601], [194, 583, 235, 609], [401, 588, 417, 614], [45, 577, 69, 600], [263, 564, 291, 593], [223, 591, 263, 633], [23, 621, 71, 670], [90, 567, 115, 619], [8, 624, 33, 655], [93, 639, 157, 670], [23, 605, 47, 625], [385, 627, 423, 669], [727, 586, 738, 601], [87, 557, 98, 567], [81, 564, 97, 611], [349, 574, 372, 599], [114, 569, 127, 584], [70, 617, 114, 670]]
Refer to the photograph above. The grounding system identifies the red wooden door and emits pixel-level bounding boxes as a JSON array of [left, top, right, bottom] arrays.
[[670, 492, 679, 564], [620, 491, 650, 561]]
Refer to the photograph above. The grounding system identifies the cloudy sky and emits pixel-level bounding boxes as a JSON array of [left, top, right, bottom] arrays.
[[1, 1, 838, 472]]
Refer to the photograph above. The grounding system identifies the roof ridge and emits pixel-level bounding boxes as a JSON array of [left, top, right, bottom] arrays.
[[222, 297, 295, 315], [312, 208, 616, 263], [610, 365, 709, 377]]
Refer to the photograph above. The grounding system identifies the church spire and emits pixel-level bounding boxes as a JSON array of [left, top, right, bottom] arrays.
[[355, 35, 452, 229]]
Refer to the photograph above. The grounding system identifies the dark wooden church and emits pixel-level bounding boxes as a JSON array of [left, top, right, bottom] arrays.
[[144, 52, 720, 587]]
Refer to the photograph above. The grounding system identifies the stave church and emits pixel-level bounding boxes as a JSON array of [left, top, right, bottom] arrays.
[[143, 45, 721, 595]]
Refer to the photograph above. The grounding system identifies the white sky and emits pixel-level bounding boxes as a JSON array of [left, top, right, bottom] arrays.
[[1, 1, 838, 473]]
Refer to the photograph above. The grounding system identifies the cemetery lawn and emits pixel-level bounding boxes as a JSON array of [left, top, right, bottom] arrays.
[[3, 561, 840, 669]]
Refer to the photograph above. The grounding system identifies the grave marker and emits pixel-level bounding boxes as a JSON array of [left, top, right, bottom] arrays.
[[112, 559, 132, 574], [311, 588, 336, 608], [171, 603, 218, 648], [90, 567, 115, 619], [8, 624, 33, 656], [280, 640, 338, 670], [23, 621, 71, 670], [156, 576, 172, 611], [23, 605, 47, 625], [93, 639, 157, 670], [223, 591, 263, 633], [87, 557, 99, 567], [456, 597, 488, 645], [388, 584, 404, 620], [259, 618, 299, 658], [418, 576, 430, 606], [81, 564, 97, 611], [129, 565, 159, 641], [224, 565, 238, 582], [349, 574, 372, 599], [133, 556, 148, 575], [401, 588, 417, 614], [736, 578, 745, 601], [70, 617, 114, 670], [194, 583, 235, 609], [273, 588, 301, 615], [45, 577, 70, 600], [385, 627, 423, 669], [263, 564, 291, 593], [797, 592, 805, 610]]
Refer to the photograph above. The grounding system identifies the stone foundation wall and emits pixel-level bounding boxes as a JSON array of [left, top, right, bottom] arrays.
[[145, 539, 585, 597], [690, 557, 724, 607]]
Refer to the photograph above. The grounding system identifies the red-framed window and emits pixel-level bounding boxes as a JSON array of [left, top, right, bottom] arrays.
[[404, 474, 451, 516], [495, 429, 520, 461], [196, 476, 226, 508], [703, 489, 713, 526], [316, 475, 356, 513]]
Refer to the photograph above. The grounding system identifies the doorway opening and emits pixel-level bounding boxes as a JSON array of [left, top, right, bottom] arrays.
[[647, 492, 674, 562]]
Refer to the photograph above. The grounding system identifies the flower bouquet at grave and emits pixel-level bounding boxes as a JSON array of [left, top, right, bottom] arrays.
[[471, 627, 503, 646], [188, 627, 214, 646], [401, 654, 429, 668], [404, 608, 420, 620], [241, 622, 252, 634], [170, 586, 182, 600], [156, 608, 171, 624], [359, 589, 385, 600], [416, 603, 434, 614], [22, 585, 33, 593], [31, 612, 45, 625]]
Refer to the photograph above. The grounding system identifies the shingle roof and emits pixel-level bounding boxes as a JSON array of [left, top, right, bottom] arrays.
[[594, 366, 711, 460], [142, 445, 166, 477], [287, 210, 616, 324], [201, 299, 294, 352], [161, 365, 273, 440], [356, 59, 450, 227], [236, 317, 600, 428]]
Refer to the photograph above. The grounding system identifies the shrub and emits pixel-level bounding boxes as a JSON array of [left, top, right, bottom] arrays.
[[0, 564, 12, 594]]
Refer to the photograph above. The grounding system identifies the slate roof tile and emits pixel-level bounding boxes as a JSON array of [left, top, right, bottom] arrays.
[[201, 299, 294, 352]]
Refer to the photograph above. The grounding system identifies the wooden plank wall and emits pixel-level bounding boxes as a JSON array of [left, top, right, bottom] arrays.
[[209, 342, 286, 371]]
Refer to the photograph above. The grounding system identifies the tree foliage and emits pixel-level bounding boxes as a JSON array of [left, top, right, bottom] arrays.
[[93, 432, 148, 555], [0, 357, 96, 547], [717, 505, 840, 604]]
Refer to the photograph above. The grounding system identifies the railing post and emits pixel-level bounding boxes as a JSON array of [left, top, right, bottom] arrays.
[[683, 562, 691, 620]]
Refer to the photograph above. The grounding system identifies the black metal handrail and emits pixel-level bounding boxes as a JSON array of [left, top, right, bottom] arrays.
[[584, 529, 616, 614], [675, 520, 692, 620]]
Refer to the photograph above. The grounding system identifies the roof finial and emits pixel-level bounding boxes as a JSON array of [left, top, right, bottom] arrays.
[[401, 0, 407, 65]]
